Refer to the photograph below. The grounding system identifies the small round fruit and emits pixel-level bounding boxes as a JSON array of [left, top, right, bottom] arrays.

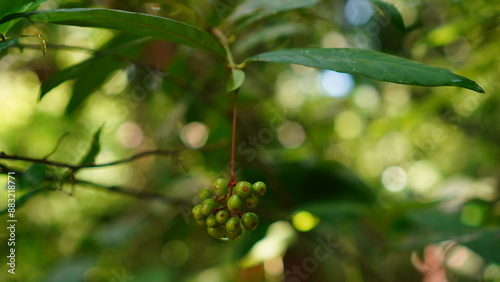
[[252, 181, 266, 196], [235, 181, 253, 198], [226, 217, 241, 232], [226, 227, 242, 241], [201, 198, 217, 216], [245, 195, 259, 208], [207, 226, 225, 240], [227, 195, 244, 212], [216, 210, 229, 225], [192, 205, 205, 220], [196, 219, 206, 226], [198, 188, 212, 200], [241, 212, 259, 231], [213, 178, 229, 196], [206, 215, 218, 227]]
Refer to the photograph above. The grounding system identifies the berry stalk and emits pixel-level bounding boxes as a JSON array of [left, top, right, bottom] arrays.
[[230, 91, 238, 184]]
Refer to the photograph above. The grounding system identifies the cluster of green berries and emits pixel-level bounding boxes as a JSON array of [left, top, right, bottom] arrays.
[[192, 178, 266, 241]]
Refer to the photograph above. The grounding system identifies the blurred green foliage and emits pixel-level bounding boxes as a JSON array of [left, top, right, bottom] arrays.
[[0, 0, 499, 281]]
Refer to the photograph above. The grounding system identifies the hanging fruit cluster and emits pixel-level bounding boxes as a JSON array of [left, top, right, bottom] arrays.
[[192, 178, 266, 241]]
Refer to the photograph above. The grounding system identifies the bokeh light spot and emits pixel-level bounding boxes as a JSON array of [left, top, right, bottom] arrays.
[[382, 166, 407, 192], [277, 121, 306, 148], [335, 111, 363, 139], [276, 72, 305, 108], [446, 245, 469, 268], [460, 203, 485, 227], [408, 161, 441, 194], [116, 122, 143, 148], [344, 0, 374, 26], [292, 211, 320, 232], [180, 122, 209, 149], [353, 84, 380, 110], [320, 70, 354, 97]]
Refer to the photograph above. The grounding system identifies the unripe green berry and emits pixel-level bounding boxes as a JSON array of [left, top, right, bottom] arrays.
[[192, 205, 206, 220], [201, 198, 217, 216], [226, 217, 241, 232], [245, 195, 259, 208], [198, 188, 212, 200], [252, 181, 266, 196], [196, 219, 206, 226], [235, 181, 253, 198], [226, 227, 242, 241], [207, 226, 225, 240], [206, 215, 218, 227], [241, 212, 259, 231], [213, 178, 229, 196], [216, 210, 229, 225], [227, 195, 244, 212]]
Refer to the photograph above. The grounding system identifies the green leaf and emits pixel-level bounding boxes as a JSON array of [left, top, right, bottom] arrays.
[[0, 37, 18, 53], [461, 230, 500, 263], [18, 163, 47, 190], [79, 126, 103, 166], [0, 8, 225, 57], [370, 0, 406, 33], [66, 57, 123, 114], [246, 48, 485, 93], [39, 35, 148, 113], [234, 23, 307, 55], [0, 188, 46, 215], [225, 0, 320, 30], [226, 69, 246, 92], [0, 0, 48, 34]]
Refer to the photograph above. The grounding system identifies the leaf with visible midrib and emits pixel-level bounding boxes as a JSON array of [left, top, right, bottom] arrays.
[[245, 48, 484, 93], [0, 8, 225, 57]]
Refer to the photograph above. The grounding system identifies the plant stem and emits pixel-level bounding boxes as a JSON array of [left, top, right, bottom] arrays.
[[212, 28, 238, 69], [213, 28, 240, 184], [14, 43, 95, 53], [0, 149, 184, 170], [230, 91, 238, 183]]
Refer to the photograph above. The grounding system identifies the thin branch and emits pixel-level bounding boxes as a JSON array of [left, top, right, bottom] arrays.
[[0, 164, 192, 208], [0, 149, 185, 170], [230, 91, 238, 184], [13, 43, 96, 53], [75, 179, 191, 207]]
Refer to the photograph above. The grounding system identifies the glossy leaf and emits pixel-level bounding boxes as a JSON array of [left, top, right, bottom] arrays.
[[246, 48, 485, 93], [226, 69, 246, 92], [0, 8, 225, 57], [79, 126, 103, 166], [225, 0, 320, 30], [370, 0, 405, 33], [0, 0, 48, 34]]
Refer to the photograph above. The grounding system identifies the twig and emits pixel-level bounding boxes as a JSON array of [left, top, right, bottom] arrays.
[[75, 179, 190, 207], [0, 149, 185, 171], [13, 43, 96, 53], [0, 164, 191, 208]]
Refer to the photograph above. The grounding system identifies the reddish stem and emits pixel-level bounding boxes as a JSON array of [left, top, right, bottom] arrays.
[[214, 206, 228, 213], [230, 91, 237, 184]]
